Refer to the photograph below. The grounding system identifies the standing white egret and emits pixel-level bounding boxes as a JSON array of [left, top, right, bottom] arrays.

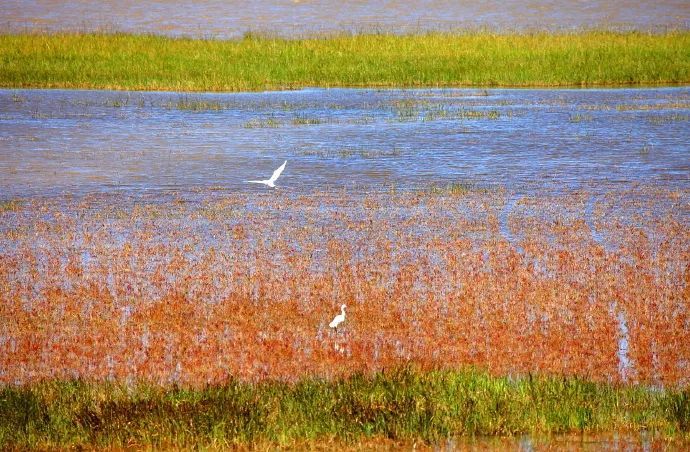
[[247, 160, 287, 188], [329, 304, 346, 329]]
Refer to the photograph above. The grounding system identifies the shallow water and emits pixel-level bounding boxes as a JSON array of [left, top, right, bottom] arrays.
[[2, 89, 689, 388], [1, 87, 688, 199], [2, 0, 688, 37], [450, 432, 686, 450]]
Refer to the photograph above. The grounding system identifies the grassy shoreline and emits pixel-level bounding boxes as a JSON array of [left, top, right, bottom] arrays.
[[1, 368, 689, 448], [1, 31, 689, 91]]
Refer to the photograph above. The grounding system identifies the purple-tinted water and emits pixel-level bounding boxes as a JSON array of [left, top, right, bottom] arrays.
[[2, 0, 688, 37]]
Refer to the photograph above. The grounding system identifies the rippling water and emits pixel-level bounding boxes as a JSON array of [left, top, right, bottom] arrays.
[[2, 0, 688, 37], [0, 87, 688, 198]]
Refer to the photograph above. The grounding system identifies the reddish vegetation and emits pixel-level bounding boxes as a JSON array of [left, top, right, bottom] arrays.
[[1, 187, 688, 386]]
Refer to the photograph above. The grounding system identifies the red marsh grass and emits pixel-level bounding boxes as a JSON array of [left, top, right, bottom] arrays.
[[0, 186, 688, 387]]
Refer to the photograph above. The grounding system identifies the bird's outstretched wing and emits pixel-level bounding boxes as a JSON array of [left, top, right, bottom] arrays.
[[268, 161, 287, 184]]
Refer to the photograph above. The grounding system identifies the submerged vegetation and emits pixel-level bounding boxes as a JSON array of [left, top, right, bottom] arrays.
[[1, 187, 688, 387], [0, 199, 22, 212], [1, 367, 689, 448], [0, 31, 688, 91]]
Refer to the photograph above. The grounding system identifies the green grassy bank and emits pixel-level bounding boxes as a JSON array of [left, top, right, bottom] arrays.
[[1, 31, 689, 91], [1, 368, 689, 448]]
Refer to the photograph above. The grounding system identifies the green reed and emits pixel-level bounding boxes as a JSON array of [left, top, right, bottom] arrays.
[[1, 367, 688, 448], [1, 31, 688, 91]]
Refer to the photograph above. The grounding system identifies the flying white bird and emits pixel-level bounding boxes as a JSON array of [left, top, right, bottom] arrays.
[[247, 160, 287, 188], [329, 304, 346, 329]]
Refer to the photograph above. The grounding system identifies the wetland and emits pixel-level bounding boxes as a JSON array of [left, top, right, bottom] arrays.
[[1, 86, 689, 448], [1, 3, 689, 446]]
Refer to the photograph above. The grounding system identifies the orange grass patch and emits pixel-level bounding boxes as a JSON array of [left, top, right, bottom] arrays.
[[0, 187, 688, 386]]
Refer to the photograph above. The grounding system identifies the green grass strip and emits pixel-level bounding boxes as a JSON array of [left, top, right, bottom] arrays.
[[1, 31, 689, 91], [1, 367, 689, 448]]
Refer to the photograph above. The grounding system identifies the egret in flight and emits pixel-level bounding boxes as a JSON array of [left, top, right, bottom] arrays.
[[247, 160, 287, 188], [329, 304, 346, 329]]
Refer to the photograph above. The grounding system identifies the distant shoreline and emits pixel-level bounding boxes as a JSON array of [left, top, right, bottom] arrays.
[[1, 31, 689, 91]]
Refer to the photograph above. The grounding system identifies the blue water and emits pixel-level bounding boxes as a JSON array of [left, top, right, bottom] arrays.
[[0, 87, 688, 199]]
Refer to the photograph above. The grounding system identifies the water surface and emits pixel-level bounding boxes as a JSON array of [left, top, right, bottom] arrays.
[[2, 0, 688, 37], [1, 87, 688, 199]]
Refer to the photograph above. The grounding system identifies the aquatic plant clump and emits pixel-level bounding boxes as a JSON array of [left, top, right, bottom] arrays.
[[0, 187, 688, 387], [0, 31, 688, 91]]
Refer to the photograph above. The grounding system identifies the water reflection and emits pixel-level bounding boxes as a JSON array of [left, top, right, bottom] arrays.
[[448, 431, 683, 450]]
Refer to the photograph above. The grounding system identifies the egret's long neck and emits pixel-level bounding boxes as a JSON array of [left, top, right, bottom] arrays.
[[341, 307, 346, 316]]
